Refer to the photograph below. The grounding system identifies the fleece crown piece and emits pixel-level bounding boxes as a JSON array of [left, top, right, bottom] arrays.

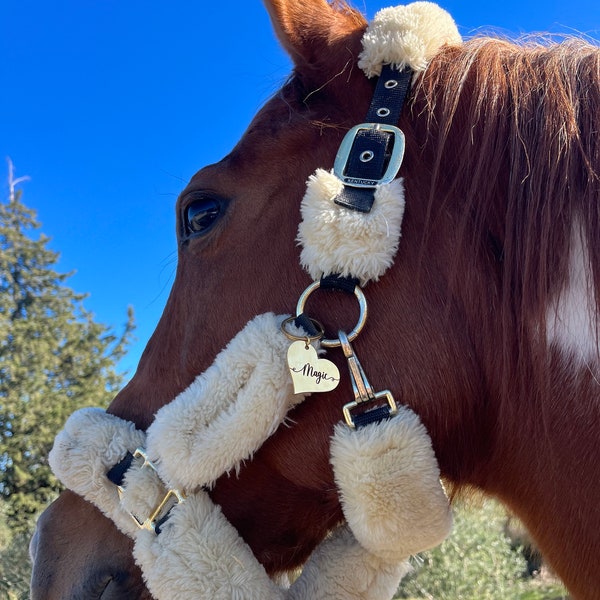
[[358, 1, 462, 77]]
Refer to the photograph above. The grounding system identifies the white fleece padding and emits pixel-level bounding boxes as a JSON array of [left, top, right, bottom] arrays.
[[288, 526, 411, 600], [133, 491, 285, 600], [146, 313, 307, 491], [134, 494, 411, 600], [330, 406, 452, 562], [298, 169, 405, 286], [358, 2, 462, 77], [50, 315, 452, 600], [119, 463, 171, 528], [49, 407, 146, 537], [51, 410, 416, 599]]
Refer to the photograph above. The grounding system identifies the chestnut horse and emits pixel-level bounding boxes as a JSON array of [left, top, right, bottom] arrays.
[[31, 1, 600, 598]]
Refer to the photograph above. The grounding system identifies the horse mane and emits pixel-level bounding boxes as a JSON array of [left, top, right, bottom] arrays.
[[410, 36, 600, 402]]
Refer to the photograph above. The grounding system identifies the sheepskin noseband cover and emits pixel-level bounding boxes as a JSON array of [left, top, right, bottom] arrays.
[[297, 1, 460, 286], [50, 313, 308, 501]]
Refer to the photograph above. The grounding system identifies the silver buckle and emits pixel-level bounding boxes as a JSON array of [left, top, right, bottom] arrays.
[[117, 448, 185, 532], [333, 123, 405, 189]]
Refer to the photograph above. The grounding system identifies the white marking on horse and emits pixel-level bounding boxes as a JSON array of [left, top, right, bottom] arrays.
[[546, 220, 599, 364]]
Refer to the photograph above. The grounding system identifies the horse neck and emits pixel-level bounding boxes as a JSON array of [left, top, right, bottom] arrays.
[[406, 37, 600, 399], [403, 40, 600, 595]]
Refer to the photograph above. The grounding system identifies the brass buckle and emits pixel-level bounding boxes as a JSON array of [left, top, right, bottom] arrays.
[[333, 123, 405, 188], [117, 448, 185, 532]]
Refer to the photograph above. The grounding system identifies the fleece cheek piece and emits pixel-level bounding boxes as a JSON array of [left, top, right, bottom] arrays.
[[298, 170, 405, 286], [330, 406, 452, 563], [50, 312, 308, 496], [145, 312, 308, 492]]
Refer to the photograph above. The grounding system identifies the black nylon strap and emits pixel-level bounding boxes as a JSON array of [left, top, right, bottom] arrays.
[[320, 274, 358, 293], [334, 64, 412, 213], [106, 452, 134, 486], [353, 405, 393, 428], [293, 312, 320, 336], [154, 512, 172, 535], [365, 65, 412, 124]]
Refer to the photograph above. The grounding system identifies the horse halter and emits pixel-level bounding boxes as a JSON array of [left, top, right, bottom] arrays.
[[284, 61, 412, 427], [288, 3, 461, 427], [50, 1, 460, 565]]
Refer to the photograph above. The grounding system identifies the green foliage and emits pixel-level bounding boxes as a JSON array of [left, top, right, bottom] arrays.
[[0, 501, 30, 599], [395, 500, 570, 600], [0, 187, 134, 537]]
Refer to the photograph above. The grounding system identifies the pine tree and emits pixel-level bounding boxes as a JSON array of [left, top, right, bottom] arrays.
[[0, 161, 134, 535]]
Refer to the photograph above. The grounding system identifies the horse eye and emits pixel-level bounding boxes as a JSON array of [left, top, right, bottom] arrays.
[[182, 196, 223, 239]]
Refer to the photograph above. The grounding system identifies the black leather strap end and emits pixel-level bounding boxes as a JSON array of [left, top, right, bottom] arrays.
[[334, 187, 378, 213]]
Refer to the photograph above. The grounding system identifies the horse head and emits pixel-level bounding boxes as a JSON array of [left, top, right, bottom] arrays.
[[31, 1, 600, 598]]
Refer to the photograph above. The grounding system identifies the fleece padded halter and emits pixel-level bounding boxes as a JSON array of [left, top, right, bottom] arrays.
[[51, 327, 452, 600], [49, 4, 461, 599], [297, 1, 461, 287]]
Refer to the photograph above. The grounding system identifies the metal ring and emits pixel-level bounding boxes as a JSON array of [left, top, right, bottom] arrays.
[[280, 315, 325, 344], [295, 281, 368, 348], [376, 107, 391, 118], [359, 150, 374, 163], [384, 79, 399, 89]]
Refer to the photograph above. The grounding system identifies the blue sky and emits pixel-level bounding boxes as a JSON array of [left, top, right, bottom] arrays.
[[1, 0, 599, 378]]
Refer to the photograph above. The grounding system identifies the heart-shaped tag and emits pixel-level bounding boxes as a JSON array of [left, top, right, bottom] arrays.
[[287, 341, 340, 394]]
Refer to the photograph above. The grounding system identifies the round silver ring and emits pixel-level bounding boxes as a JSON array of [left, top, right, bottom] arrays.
[[295, 281, 368, 348], [359, 150, 375, 163], [376, 107, 391, 118], [384, 79, 399, 89]]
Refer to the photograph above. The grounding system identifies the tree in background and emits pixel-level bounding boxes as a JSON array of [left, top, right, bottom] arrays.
[[0, 160, 134, 542]]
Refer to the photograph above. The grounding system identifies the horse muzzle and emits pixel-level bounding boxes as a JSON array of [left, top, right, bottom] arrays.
[[30, 490, 152, 600]]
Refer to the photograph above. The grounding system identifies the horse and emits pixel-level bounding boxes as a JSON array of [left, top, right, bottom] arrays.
[[30, 1, 600, 598]]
